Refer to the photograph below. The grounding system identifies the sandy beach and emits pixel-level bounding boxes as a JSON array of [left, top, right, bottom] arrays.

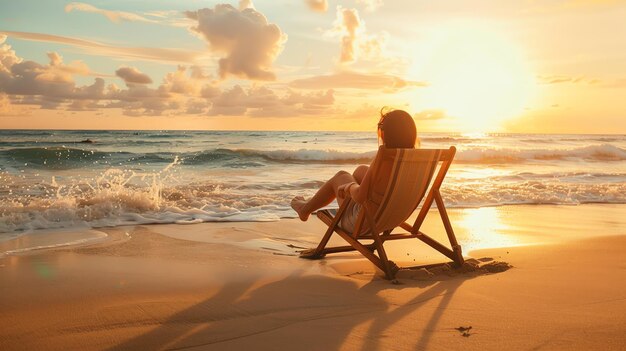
[[1, 204, 625, 350], [2, 0, 626, 349]]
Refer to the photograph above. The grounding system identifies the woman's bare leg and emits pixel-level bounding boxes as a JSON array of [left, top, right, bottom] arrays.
[[352, 165, 369, 184], [291, 170, 355, 221]]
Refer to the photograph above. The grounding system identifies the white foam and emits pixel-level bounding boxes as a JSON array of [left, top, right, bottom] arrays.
[[2, 139, 625, 239]]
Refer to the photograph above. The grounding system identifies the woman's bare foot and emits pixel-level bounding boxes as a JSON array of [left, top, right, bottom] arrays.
[[290, 196, 310, 221]]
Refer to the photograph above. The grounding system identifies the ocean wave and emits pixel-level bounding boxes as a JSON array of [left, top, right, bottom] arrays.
[[2, 144, 625, 171], [1, 166, 625, 235], [0, 147, 182, 168], [441, 181, 626, 207], [0, 147, 116, 169], [144, 133, 192, 139], [491, 171, 626, 183], [196, 144, 626, 164], [190, 144, 626, 165], [0, 147, 377, 168], [180, 148, 377, 165], [0, 170, 294, 233], [233, 148, 377, 163], [455, 144, 626, 163]]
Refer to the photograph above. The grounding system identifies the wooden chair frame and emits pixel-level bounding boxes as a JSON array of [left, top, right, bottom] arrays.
[[301, 147, 463, 280]]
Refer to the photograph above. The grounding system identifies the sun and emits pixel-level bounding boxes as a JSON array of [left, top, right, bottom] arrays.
[[410, 23, 537, 132]]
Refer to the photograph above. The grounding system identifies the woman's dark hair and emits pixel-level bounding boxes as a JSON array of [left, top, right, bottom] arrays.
[[377, 108, 418, 148]]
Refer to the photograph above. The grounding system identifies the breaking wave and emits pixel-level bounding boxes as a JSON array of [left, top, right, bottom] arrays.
[[455, 144, 626, 163], [2, 144, 624, 169], [1, 166, 625, 234]]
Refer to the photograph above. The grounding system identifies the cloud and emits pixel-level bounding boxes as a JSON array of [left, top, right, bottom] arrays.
[[326, 7, 399, 68], [0, 35, 22, 74], [185, 4, 287, 81], [0, 48, 103, 103], [2, 39, 104, 112], [538, 74, 600, 85], [161, 65, 211, 95], [209, 85, 335, 117], [306, 0, 329, 12], [290, 71, 427, 91], [239, 0, 254, 10], [37, 52, 93, 83], [0, 31, 203, 64], [209, 85, 259, 116], [356, 0, 384, 12], [115, 67, 153, 85], [0, 39, 170, 115], [282, 89, 334, 106], [334, 7, 361, 63], [65, 5, 192, 28], [0, 92, 26, 116], [414, 109, 447, 121], [0, 93, 9, 109], [65, 2, 156, 23], [0, 37, 334, 118]]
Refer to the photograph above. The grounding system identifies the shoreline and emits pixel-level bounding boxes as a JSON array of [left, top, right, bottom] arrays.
[[2, 203, 625, 260], [1, 204, 625, 350]]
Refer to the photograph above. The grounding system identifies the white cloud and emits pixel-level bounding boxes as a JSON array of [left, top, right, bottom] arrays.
[[290, 71, 426, 91], [42, 52, 92, 80], [0, 35, 22, 74], [0, 30, 203, 64], [537, 74, 599, 85], [0, 49, 101, 103], [0, 36, 335, 118], [209, 85, 335, 117], [185, 4, 287, 80], [356, 0, 384, 12], [335, 7, 361, 63], [239, 0, 254, 10], [161, 65, 212, 95], [325, 7, 403, 70], [306, 0, 329, 12], [65, 2, 156, 23]]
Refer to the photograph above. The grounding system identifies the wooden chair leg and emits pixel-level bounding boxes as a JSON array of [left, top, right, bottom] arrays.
[[365, 212, 398, 280], [300, 199, 351, 259], [300, 220, 335, 259], [434, 190, 464, 266], [371, 231, 398, 279]]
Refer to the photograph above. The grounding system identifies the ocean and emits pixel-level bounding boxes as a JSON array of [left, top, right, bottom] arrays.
[[1, 130, 625, 251]]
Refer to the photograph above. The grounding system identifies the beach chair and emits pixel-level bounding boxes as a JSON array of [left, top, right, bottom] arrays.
[[300, 146, 463, 280]]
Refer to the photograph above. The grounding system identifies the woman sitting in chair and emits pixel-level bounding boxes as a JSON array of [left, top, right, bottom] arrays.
[[290, 109, 419, 233]]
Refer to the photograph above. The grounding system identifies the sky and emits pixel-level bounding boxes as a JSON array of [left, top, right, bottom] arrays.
[[0, 0, 625, 133]]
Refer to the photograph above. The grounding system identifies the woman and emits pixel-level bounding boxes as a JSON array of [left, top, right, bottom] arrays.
[[291, 109, 419, 231]]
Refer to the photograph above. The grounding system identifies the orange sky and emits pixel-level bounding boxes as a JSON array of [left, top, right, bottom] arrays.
[[0, 0, 625, 133]]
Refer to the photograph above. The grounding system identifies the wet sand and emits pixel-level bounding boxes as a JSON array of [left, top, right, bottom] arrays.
[[1, 204, 625, 350]]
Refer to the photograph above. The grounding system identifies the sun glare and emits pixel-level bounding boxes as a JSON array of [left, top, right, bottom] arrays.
[[411, 23, 537, 132]]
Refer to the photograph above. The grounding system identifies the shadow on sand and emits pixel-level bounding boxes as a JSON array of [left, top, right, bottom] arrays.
[[109, 265, 478, 351]]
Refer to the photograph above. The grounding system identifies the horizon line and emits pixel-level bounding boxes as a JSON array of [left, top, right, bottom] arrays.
[[0, 128, 624, 136]]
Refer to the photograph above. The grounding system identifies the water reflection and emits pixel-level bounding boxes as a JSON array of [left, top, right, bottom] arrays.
[[456, 207, 521, 251]]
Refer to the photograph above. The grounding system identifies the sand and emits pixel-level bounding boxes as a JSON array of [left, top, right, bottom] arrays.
[[1, 204, 625, 350]]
